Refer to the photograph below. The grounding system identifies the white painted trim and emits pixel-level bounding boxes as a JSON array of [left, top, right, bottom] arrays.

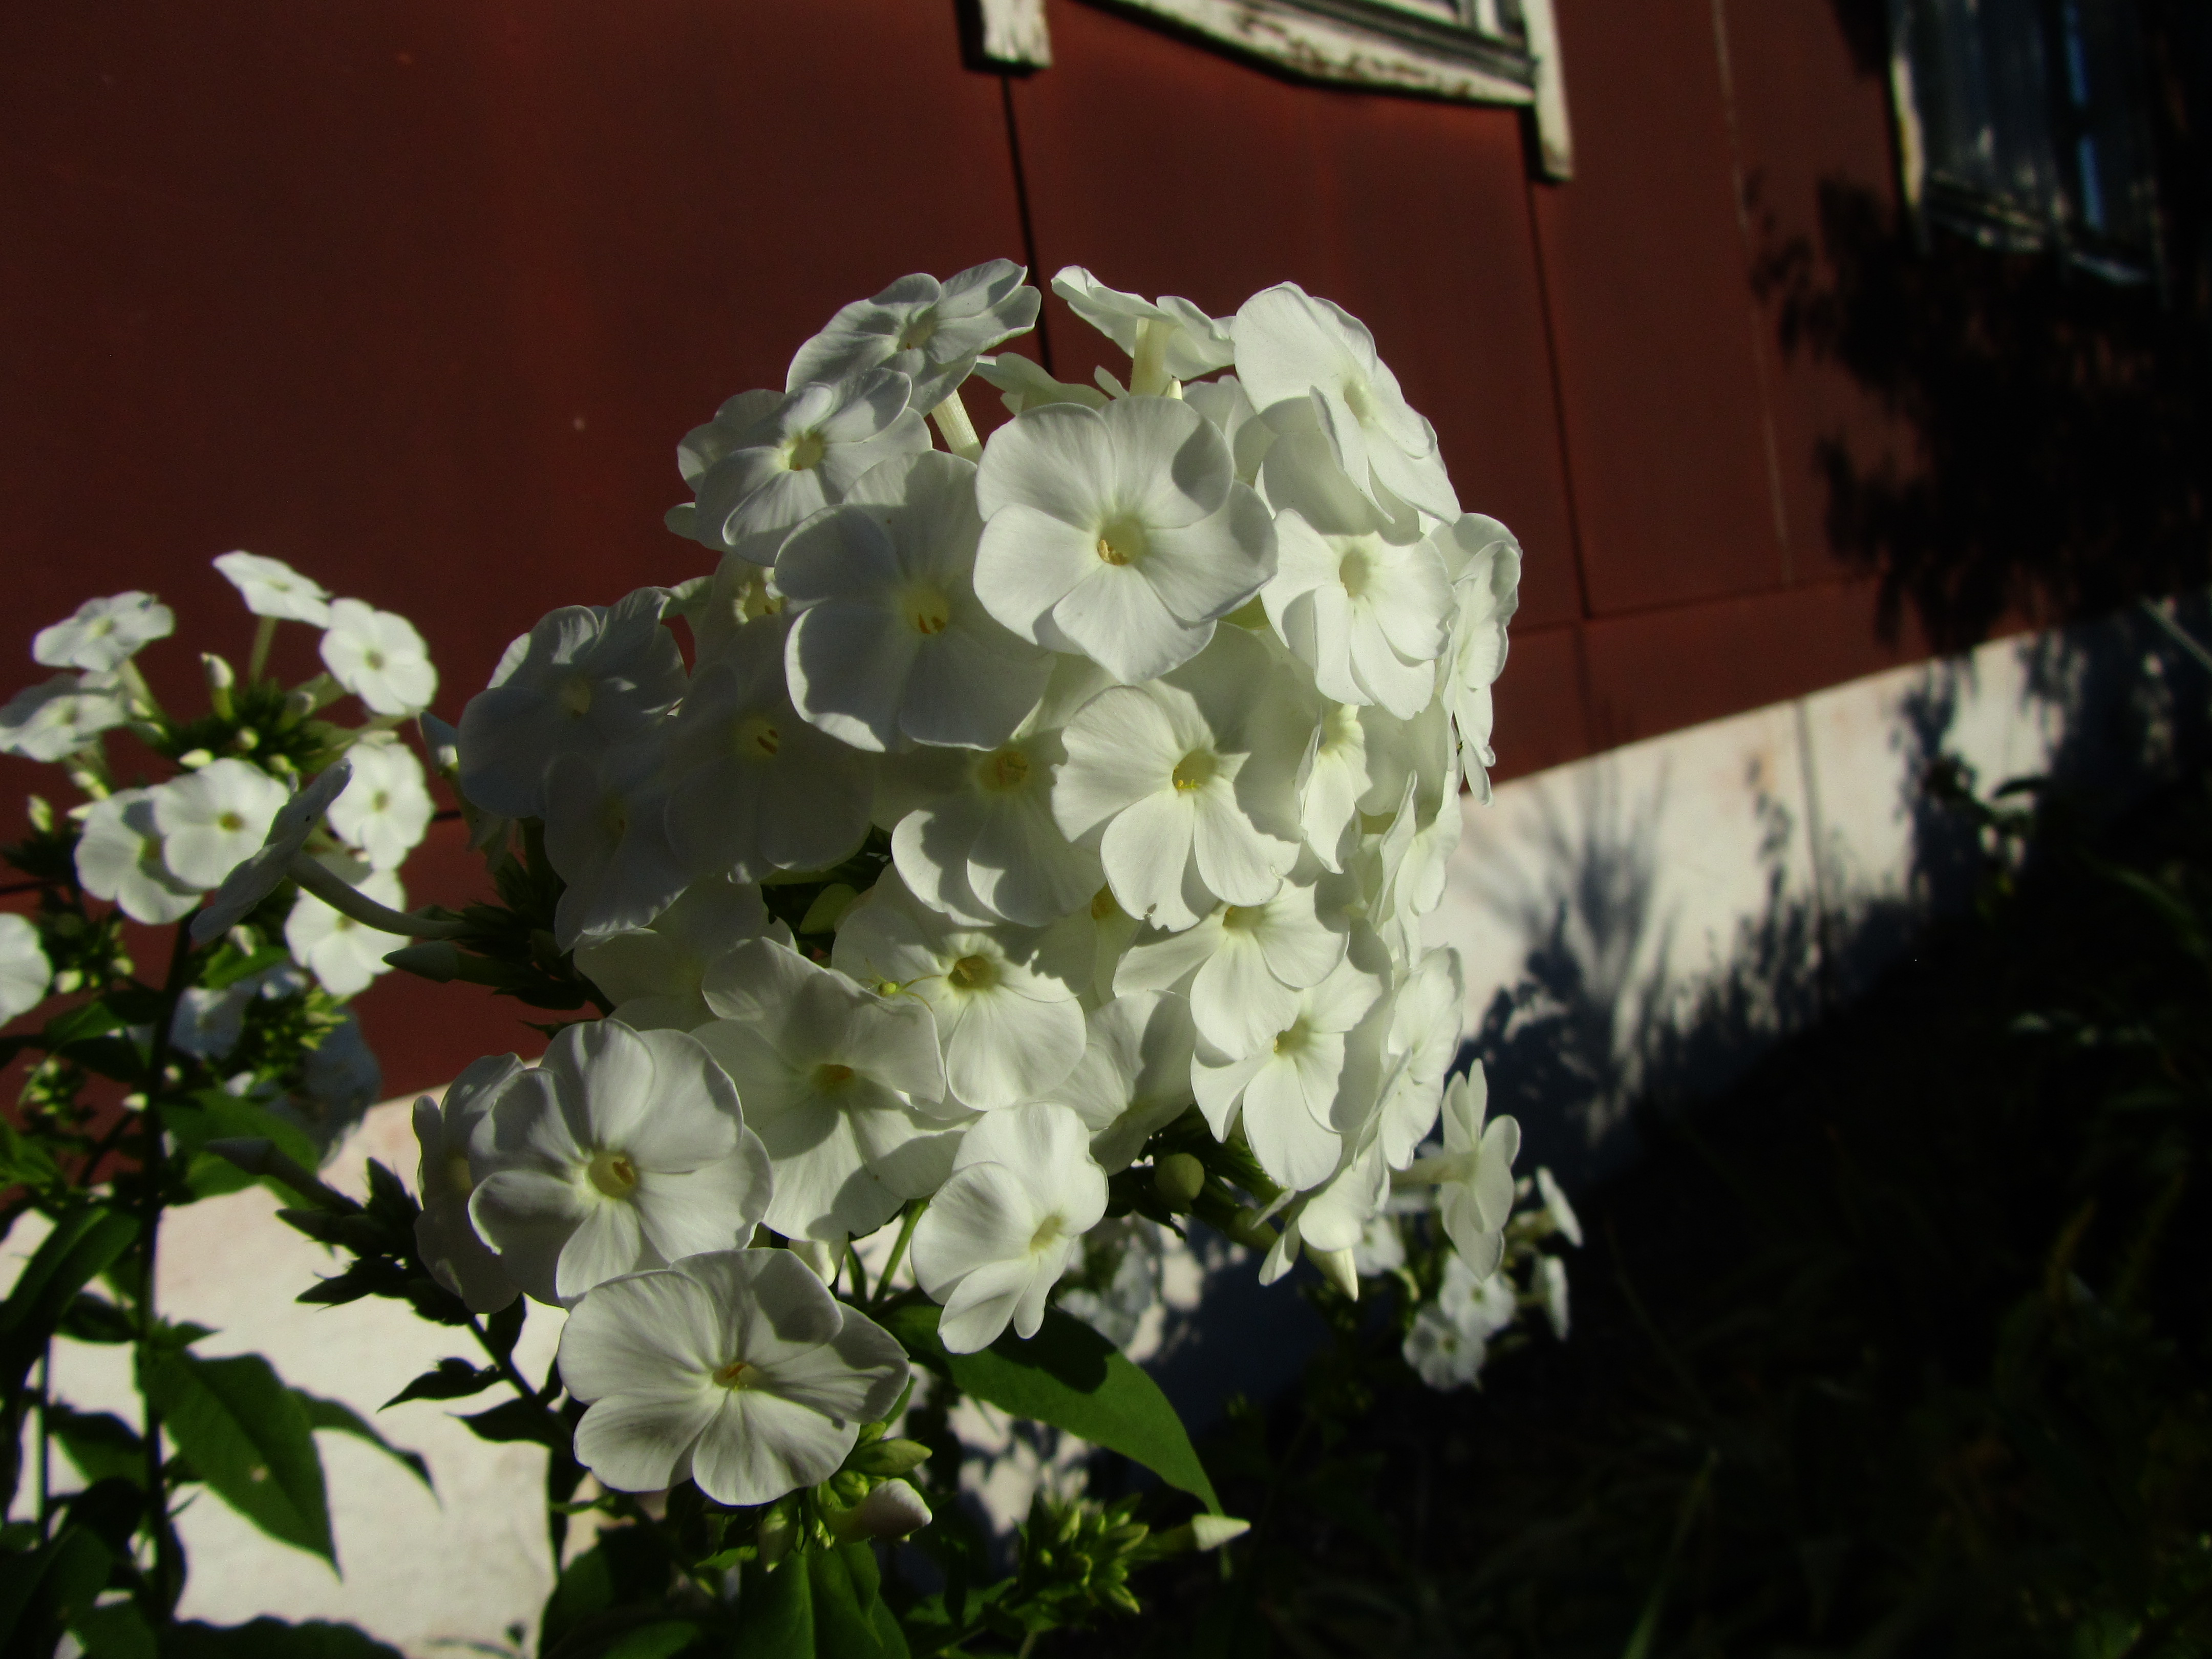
[[979, 0, 1054, 68]]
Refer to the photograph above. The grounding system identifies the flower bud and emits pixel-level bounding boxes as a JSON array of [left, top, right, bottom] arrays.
[[848, 1437, 930, 1478], [755, 1505, 795, 1568], [202, 652, 236, 719], [385, 942, 461, 983], [1312, 1246, 1359, 1301], [1152, 1153, 1205, 1208], [784, 1237, 839, 1284], [1190, 1515, 1249, 1551], [830, 1479, 933, 1542]]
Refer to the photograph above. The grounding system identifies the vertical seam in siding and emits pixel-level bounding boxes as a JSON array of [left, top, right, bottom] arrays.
[[997, 74, 1054, 375], [1522, 172, 1593, 624]]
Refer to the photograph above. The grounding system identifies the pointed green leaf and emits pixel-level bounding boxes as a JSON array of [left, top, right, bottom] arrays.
[[461, 1396, 568, 1449], [161, 1618, 407, 1659], [730, 1558, 813, 1658], [884, 1303, 1219, 1513], [47, 1405, 144, 1488], [71, 1597, 156, 1659], [296, 1392, 434, 1497], [381, 1358, 499, 1408], [809, 1544, 909, 1658], [0, 1526, 113, 1656], [139, 1349, 333, 1563], [0, 1203, 139, 1391]]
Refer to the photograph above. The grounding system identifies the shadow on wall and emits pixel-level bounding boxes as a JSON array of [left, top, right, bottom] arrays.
[[1751, 0, 2212, 653]]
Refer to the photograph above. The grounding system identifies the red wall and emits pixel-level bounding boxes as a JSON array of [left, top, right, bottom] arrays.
[[0, 0, 1951, 1091]]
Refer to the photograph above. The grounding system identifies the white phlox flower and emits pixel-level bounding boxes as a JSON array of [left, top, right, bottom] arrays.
[[910, 1103, 1108, 1353], [1403, 1064, 1520, 1279], [329, 737, 433, 871], [680, 371, 930, 562], [875, 656, 1110, 928], [75, 788, 203, 925], [155, 758, 289, 889], [694, 937, 962, 1243], [1372, 947, 1466, 1168], [0, 674, 130, 762], [1047, 883, 1143, 1003], [321, 599, 436, 717], [1057, 990, 1199, 1172], [542, 745, 691, 951], [1114, 877, 1349, 1057], [169, 983, 258, 1060], [1403, 1250, 1517, 1391], [294, 1012, 383, 1145], [0, 914, 53, 1026], [787, 260, 1041, 415], [1365, 702, 1464, 961], [214, 551, 333, 625], [1293, 696, 1417, 871], [1538, 1254, 1570, 1340], [971, 353, 1109, 417], [830, 871, 1086, 1112], [413, 1054, 524, 1314], [190, 760, 354, 942], [573, 877, 775, 1032], [1259, 1118, 1387, 1291], [1051, 627, 1304, 932], [285, 856, 409, 998], [1193, 953, 1385, 1192], [458, 588, 686, 820], [467, 1020, 773, 1306], [1261, 429, 1452, 721], [679, 552, 788, 667], [35, 592, 174, 674], [1183, 374, 1276, 486], [1432, 514, 1522, 803], [1057, 1217, 1166, 1348], [779, 451, 1050, 753], [1233, 282, 1459, 523], [1536, 1165, 1584, 1247], [973, 395, 1274, 684], [661, 620, 874, 886], [557, 1248, 908, 1506], [1350, 1210, 1406, 1278], [1051, 267, 1235, 394]]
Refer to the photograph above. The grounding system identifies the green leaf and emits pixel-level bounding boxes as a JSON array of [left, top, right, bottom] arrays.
[[167, 1094, 323, 1204], [296, 1392, 434, 1497], [162, 1618, 407, 1659], [0, 1203, 139, 1390], [55, 1293, 136, 1345], [381, 1358, 499, 1408], [461, 1396, 568, 1450], [47, 1405, 143, 1488], [809, 1544, 910, 1659], [884, 1303, 1219, 1513], [41, 1001, 121, 1051], [730, 1559, 813, 1658], [0, 1526, 112, 1656], [593, 1623, 701, 1659], [139, 1348, 333, 1563], [71, 1597, 155, 1659]]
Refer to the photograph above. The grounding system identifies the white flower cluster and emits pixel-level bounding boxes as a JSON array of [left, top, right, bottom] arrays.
[[433, 262, 1526, 1502]]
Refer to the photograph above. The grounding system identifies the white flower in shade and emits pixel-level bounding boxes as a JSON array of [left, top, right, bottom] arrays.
[[34, 593, 174, 673], [154, 758, 289, 888], [684, 371, 930, 561], [1293, 697, 1417, 871], [971, 353, 1110, 417], [779, 451, 1050, 753], [457, 589, 686, 821], [1056, 1217, 1164, 1347], [1261, 431, 1452, 721], [1051, 267, 1235, 390], [831, 872, 1086, 1112], [1260, 1122, 1387, 1287], [0, 674, 129, 762], [1404, 1065, 1519, 1279], [74, 788, 202, 925], [328, 738, 433, 870], [1047, 883, 1142, 1003], [542, 745, 690, 951], [412, 1054, 524, 1314], [1364, 701, 1463, 961], [911, 1104, 1108, 1353], [1350, 1211, 1406, 1278], [169, 982, 256, 1060], [1536, 1166, 1584, 1248], [788, 261, 1041, 414], [694, 937, 961, 1243], [876, 656, 1111, 928], [557, 1248, 908, 1506], [285, 857, 408, 998], [1056, 991, 1198, 1173], [1538, 1254, 1570, 1340], [468, 1020, 773, 1306], [573, 877, 774, 1032], [1114, 878, 1348, 1056], [189, 761, 354, 942], [1372, 947, 1465, 1168], [0, 914, 52, 1026], [321, 599, 437, 717], [1433, 515, 1522, 803], [973, 396, 1275, 684], [294, 1012, 382, 1146], [1051, 628, 1304, 932], [1183, 375, 1275, 486], [1402, 1252, 1517, 1391], [214, 550, 332, 625], [1193, 954, 1385, 1192], [1232, 283, 1459, 523]]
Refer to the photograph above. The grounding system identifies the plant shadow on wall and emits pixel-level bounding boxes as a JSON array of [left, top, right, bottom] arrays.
[[1053, 617, 2212, 1658], [1749, 0, 2212, 653]]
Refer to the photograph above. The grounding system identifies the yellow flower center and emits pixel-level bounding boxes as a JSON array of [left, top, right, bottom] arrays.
[[445, 1153, 474, 1197], [218, 812, 244, 832], [949, 953, 995, 992], [898, 312, 939, 351], [783, 430, 827, 472], [907, 589, 952, 636], [1171, 751, 1216, 793], [587, 1150, 640, 1198], [981, 746, 1030, 792], [735, 713, 781, 761], [713, 1358, 759, 1389], [1337, 541, 1376, 599], [560, 674, 594, 718], [1090, 886, 1120, 921], [1222, 905, 1260, 930], [1273, 1018, 1312, 1057], [1094, 518, 1147, 567], [1031, 1215, 1066, 1253], [814, 1062, 856, 1092]]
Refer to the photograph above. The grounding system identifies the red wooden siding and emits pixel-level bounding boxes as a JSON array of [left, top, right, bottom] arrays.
[[0, 0, 1977, 1089]]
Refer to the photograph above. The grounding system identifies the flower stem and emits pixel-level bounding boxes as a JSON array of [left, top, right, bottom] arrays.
[[870, 1200, 927, 1312], [138, 920, 196, 1626], [929, 390, 983, 462], [287, 852, 469, 938]]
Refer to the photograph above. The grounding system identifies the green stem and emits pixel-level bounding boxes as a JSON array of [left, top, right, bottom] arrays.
[[137, 921, 197, 1625], [247, 615, 278, 682], [870, 1201, 926, 1312], [844, 1242, 871, 1305], [36, 1343, 51, 1542]]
